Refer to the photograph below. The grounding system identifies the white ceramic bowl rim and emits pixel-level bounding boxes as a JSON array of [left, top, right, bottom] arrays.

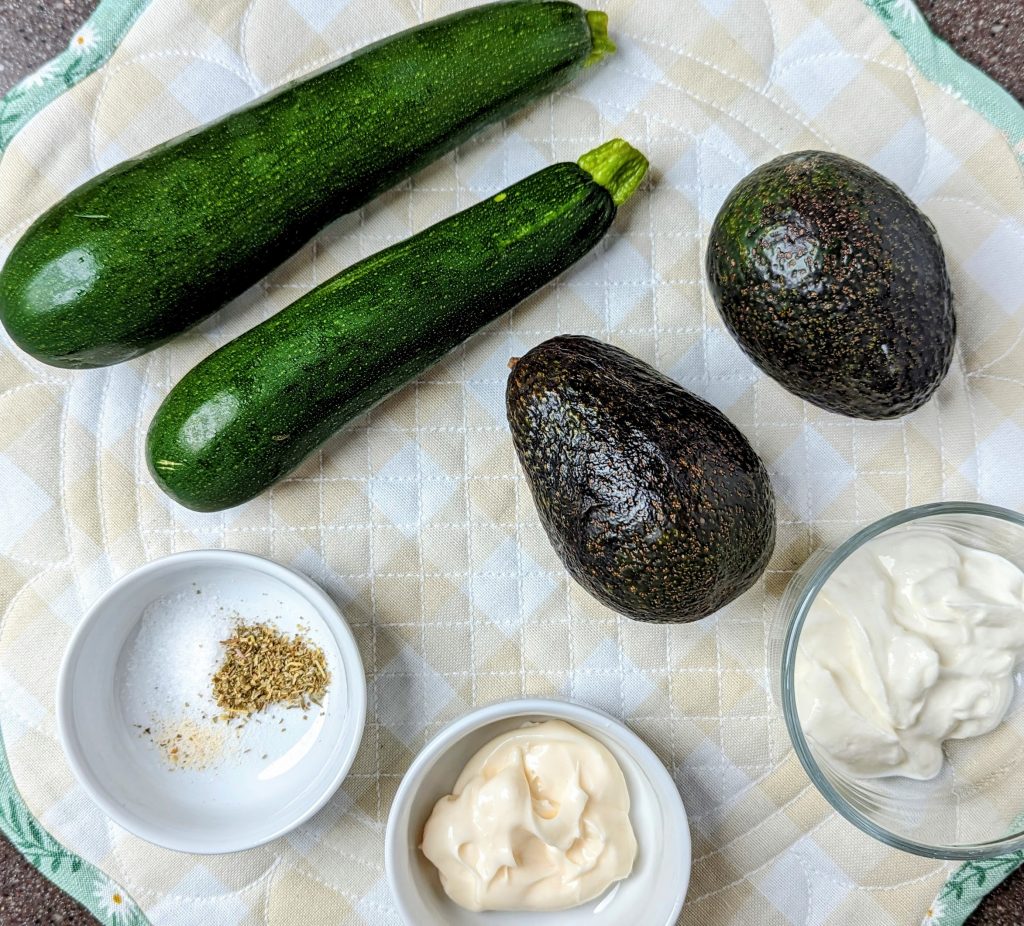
[[56, 549, 367, 854], [384, 697, 690, 925], [781, 501, 1024, 860]]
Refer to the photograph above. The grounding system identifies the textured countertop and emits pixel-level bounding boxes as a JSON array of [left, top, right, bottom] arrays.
[[0, 1, 1022, 924]]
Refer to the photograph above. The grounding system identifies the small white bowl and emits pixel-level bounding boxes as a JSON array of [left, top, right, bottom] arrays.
[[56, 550, 366, 854], [385, 698, 690, 925]]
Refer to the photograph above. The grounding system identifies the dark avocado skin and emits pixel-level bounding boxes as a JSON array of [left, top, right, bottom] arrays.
[[0, 1, 597, 368], [506, 335, 776, 623], [148, 164, 617, 512], [706, 151, 955, 419]]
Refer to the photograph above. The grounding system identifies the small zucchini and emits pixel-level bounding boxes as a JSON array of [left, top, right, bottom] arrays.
[[147, 139, 648, 511]]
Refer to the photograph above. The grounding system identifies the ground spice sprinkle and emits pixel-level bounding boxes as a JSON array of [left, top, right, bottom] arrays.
[[135, 717, 228, 771], [212, 620, 330, 717]]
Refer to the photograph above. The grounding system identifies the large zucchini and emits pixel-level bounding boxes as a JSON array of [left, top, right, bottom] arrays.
[[147, 139, 648, 511], [0, 1, 613, 368]]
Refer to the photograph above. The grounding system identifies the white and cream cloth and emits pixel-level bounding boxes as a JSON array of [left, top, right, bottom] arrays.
[[1, 0, 1022, 923]]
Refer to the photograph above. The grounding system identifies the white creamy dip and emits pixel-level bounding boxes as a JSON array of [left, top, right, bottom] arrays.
[[420, 719, 637, 912], [795, 529, 1024, 780]]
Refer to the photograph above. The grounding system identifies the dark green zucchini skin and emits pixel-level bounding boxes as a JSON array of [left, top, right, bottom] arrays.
[[0, 1, 607, 368], [146, 142, 646, 512]]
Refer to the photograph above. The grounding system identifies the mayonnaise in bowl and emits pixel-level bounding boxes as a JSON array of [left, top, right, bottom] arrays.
[[420, 719, 637, 912]]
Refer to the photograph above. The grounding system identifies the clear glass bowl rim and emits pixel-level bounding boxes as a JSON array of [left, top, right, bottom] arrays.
[[780, 500, 1024, 860]]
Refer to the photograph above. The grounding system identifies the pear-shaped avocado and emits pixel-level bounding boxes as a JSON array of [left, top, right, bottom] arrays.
[[706, 151, 955, 419], [506, 335, 776, 623]]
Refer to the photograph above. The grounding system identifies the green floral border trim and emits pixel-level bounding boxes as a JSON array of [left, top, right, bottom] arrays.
[[0, 736, 147, 925], [1, 0, 1023, 924], [923, 848, 1024, 926], [0, 0, 151, 151]]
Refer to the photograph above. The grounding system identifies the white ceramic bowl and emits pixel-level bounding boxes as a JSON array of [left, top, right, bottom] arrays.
[[385, 698, 690, 925], [56, 550, 366, 854]]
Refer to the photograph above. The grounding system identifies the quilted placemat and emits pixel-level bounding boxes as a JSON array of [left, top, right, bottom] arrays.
[[1, 0, 1023, 924]]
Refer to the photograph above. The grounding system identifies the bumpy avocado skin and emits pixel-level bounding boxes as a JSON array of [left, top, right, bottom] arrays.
[[506, 335, 776, 624], [706, 151, 955, 419]]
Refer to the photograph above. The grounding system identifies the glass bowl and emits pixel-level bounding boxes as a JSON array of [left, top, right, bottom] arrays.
[[771, 502, 1024, 859]]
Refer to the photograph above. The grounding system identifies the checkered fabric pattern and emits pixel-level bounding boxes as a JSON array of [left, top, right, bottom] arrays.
[[1, 0, 1022, 923]]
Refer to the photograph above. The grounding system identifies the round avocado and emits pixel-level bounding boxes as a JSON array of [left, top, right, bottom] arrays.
[[706, 150, 955, 419]]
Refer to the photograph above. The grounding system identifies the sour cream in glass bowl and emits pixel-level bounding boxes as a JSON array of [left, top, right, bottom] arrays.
[[772, 502, 1024, 859]]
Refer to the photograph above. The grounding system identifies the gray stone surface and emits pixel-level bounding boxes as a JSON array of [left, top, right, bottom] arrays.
[[0, 0, 101, 95], [0, 1, 1022, 924], [0, 832, 99, 924], [920, 0, 1024, 104]]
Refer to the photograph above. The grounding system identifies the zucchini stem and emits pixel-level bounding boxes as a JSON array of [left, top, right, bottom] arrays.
[[584, 11, 615, 66], [578, 139, 649, 207]]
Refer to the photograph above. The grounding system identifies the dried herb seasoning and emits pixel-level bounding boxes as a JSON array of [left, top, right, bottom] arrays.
[[212, 621, 330, 717]]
